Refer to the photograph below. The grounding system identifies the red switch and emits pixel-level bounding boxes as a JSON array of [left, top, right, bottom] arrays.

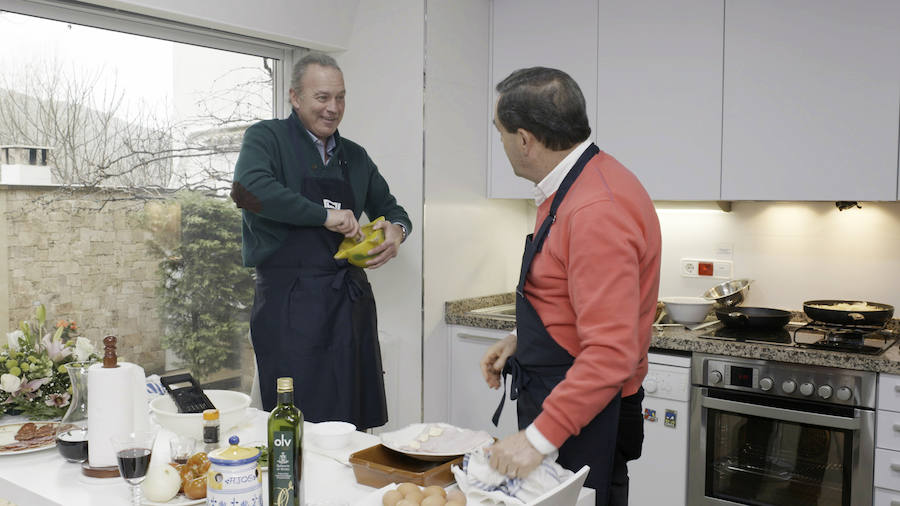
[[698, 262, 714, 276]]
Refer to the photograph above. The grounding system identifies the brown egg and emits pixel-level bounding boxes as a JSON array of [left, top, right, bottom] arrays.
[[422, 486, 447, 498], [404, 489, 425, 504], [421, 495, 446, 506], [397, 482, 421, 497], [382, 489, 404, 506], [446, 502, 465, 506], [396, 500, 418, 506], [446, 489, 467, 504]]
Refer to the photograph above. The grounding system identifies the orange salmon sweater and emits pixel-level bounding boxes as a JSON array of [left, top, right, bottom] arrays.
[[526, 150, 661, 448]]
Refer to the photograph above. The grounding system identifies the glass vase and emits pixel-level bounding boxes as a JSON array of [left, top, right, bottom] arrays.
[[55, 360, 94, 462]]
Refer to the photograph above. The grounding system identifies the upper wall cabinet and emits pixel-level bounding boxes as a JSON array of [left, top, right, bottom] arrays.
[[721, 0, 900, 201], [595, 0, 724, 200], [488, 0, 599, 199]]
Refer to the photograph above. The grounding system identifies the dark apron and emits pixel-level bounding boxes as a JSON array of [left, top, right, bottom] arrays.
[[492, 143, 621, 506], [250, 119, 387, 430]]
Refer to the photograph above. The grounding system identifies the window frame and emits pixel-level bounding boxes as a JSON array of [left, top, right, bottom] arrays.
[[0, 0, 301, 118]]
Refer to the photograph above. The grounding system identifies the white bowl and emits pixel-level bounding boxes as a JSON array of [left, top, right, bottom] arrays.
[[660, 296, 714, 325], [149, 390, 251, 440], [308, 421, 356, 450]]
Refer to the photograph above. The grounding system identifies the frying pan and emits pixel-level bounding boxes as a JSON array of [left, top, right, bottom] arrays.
[[802, 300, 894, 326], [715, 307, 792, 330]]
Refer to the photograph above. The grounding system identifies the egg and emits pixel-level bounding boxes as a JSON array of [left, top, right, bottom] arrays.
[[396, 500, 419, 506], [422, 486, 446, 498], [446, 501, 465, 506], [140, 465, 181, 503], [382, 489, 405, 506], [404, 489, 425, 504], [397, 482, 421, 496], [421, 495, 446, 506], [446, 489, 467, 504]]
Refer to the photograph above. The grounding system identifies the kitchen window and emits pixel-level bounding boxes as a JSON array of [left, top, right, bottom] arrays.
[[0, 0, 299, 393]]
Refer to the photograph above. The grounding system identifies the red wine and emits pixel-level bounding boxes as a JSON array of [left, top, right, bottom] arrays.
[[56, 428, 89, 462], [116, 448, 152, 482]]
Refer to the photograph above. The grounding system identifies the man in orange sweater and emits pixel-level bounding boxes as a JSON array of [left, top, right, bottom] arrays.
[[480, 67, 661, 505]]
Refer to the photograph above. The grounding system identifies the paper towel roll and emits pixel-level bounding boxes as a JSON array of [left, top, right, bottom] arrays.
[[87, 361, 149, 468]]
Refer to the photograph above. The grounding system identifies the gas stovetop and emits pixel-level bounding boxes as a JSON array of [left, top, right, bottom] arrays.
[[700, 322, 899, 355]]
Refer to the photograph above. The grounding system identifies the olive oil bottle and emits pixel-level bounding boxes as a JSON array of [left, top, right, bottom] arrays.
[[268, 377, 303, 506]]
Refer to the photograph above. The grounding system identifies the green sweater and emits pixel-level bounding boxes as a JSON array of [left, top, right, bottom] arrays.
[[233, 112, 412, 267]]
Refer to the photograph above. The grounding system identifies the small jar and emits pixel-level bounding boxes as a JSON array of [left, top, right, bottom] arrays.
[[202, 408, 220, 453]]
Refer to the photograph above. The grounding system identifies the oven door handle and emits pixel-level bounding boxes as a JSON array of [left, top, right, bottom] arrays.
[[701, 396, 861, 430]]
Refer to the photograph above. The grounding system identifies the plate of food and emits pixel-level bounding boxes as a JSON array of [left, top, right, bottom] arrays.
[[0, 421, 59, 455], [380, 422, 493, 461]]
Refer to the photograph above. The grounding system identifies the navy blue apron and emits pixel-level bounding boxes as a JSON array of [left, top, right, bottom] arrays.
[[492, 143, 621, 506], [250, 118, 387, 430]]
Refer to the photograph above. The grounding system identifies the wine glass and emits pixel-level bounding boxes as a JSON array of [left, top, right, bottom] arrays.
[[110, 431, 157, 506]]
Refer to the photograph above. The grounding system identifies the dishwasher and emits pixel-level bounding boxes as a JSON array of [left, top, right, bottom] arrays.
[[628, 350, 691, 506]]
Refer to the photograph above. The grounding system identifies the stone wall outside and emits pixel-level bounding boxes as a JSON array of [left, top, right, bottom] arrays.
[[3, 186, 167, 373]]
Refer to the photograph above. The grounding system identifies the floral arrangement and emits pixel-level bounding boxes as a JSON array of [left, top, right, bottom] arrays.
[[0, 304, 98, 419]]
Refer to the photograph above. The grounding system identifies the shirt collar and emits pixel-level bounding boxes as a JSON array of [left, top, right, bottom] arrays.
[[533, 139, 594, 206], [305, 129, 336, 160]]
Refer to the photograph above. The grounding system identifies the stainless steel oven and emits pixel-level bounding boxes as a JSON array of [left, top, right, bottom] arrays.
[[689, 353, 875, 505]]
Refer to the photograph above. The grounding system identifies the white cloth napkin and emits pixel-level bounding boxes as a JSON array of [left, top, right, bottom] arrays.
[[451, 447, 573, 505]]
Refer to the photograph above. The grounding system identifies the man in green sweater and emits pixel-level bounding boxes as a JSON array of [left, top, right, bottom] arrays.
[[231, 52, 411, 429]]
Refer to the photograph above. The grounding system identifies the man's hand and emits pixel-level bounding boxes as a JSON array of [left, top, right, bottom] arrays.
[[364, 221, 403, 269], [324, 209, 361, 239], [488, 431, 543, 479], [480, 333, 516, 389]]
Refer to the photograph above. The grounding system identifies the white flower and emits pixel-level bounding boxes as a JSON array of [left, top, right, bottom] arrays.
[[74, 337, 94, 361], [5, 330, 24, 352], [0, 373, 21, 393]]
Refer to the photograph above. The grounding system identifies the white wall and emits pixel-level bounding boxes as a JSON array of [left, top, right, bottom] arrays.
[[422, 0, 533, 423], [80, 0, 359, 50], [337, 0, 425, 431], [657, 201, 900, 310]]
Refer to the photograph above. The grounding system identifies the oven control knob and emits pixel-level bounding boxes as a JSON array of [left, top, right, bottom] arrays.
[[818, 385, 833, 399], [800, 382, 815, 396], [781, 380, 796, 394], [759, 377, 774, 391], [836, 387, 853, 401], [709, 370, 723, 385], [643, 378, 658, 393]]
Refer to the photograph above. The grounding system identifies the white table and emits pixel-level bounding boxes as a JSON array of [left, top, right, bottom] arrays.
[[0, 410, 594, 505]]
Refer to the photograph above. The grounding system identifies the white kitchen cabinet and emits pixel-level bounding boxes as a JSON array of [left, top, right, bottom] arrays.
[[488, 0, 598, 199], [875, 373, 900, 501], [595, 0, 724, 200], [448, 325, 518, 438], [721, 0, 900, 201]]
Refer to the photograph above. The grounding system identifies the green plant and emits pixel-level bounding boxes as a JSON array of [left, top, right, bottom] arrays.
[[153, 192, 254, 380]]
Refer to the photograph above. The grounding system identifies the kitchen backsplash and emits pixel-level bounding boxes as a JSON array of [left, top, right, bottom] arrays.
[[656, 201, 900, 311]]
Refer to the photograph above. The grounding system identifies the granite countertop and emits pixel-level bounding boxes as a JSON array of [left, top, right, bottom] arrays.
[[445, 294, 900, 374]]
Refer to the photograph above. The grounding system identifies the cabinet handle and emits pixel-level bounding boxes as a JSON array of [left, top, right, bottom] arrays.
[[892, 501, 900, 506], [457, 332, 506, 343], [894, 424, 900, 432], [894, 384, 900, 393], [891, 463, 900, 472]]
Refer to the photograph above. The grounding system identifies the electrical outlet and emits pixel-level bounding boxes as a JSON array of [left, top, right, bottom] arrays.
[[681, 258, 734, 279], [680, 259, 698, 277]]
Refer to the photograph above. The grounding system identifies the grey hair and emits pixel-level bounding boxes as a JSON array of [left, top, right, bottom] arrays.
[[290, 52, 342, 92]]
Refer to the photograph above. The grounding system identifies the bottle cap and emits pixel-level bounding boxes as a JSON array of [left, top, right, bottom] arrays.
[[202, 408, 220, 421], [276, 377, 293, 392]]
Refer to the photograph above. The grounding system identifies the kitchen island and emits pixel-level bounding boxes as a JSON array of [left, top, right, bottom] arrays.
[[445, 293, 900, 373]]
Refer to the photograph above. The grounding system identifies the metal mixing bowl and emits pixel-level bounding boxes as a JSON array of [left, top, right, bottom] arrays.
[[703, 279, 752, 308]]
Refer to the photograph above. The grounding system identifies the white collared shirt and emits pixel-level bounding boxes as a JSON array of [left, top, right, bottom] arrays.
[[533, 138, 594, 206]]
